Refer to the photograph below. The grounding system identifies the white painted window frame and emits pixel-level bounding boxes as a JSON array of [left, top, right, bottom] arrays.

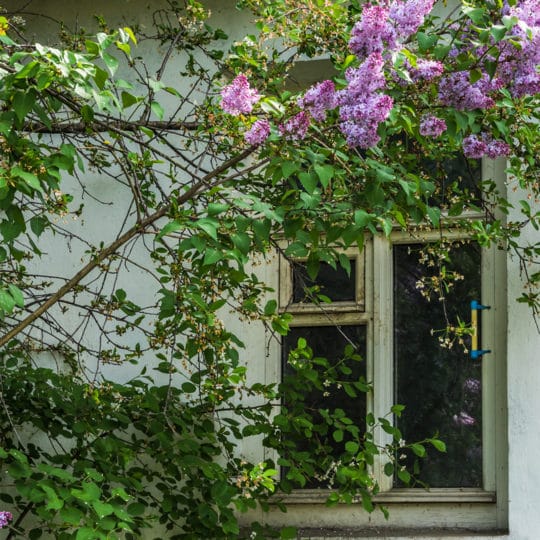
[[264, 159, 508, 531]]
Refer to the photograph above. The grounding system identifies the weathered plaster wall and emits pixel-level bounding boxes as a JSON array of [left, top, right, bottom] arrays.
[[505, 186, 540, 540]]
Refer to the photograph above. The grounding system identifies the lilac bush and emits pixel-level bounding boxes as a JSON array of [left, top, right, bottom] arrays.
[[221, 1, 540, 157]]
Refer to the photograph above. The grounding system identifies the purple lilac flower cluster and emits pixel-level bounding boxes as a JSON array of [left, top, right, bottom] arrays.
[[419, 114, 446, 137], [462, 134, 511, 159], [244, 119, 271, 146], [337, 53, 394, 148], [409, 59, 444, 82], [220, 74, 260, 116], [496, 1, 540, 98], [298, 80, 337, 122], [0, 511, 12, 529], [389, 0, 435, 40], [438, 72, 501, 110], [349, 0, 435, 60], [464, 378, 481, 393], [349, 4, 396, 59], [279, 111, 311, 141], [443, 1, 540, 102]]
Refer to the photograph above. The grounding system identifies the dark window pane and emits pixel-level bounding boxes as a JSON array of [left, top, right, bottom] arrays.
[[282, 325, 366, 488], [292, 260, 356, 303], [425, 155, 482, 207], [394, 243, 482, 488]]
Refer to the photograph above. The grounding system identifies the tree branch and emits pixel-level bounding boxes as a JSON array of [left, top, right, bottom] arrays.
[[0, 147, 255, 348]]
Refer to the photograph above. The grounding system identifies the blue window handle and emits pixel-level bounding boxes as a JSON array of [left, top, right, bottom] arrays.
[[470, 300, 490, 359]]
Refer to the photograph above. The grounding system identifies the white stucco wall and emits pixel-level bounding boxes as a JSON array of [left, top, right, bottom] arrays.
[[505, 187, 540, 540]]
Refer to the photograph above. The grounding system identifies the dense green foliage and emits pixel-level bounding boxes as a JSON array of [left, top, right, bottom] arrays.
[[0, 0, 538, 537]]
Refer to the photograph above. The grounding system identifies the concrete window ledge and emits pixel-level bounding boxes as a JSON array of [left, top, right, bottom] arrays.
[[295, 528, 509, 539]]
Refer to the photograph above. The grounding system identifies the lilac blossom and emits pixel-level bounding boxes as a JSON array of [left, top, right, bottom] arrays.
[[244, 119, 271, 146], [463, 134, 510, 159], [298, 80, 337, 122], [486, 139, 511, 159], [340, 119, 384, 148], [220, 74, 260, 116], [389, 0, 435, 40], [348, 0, 435, 60], [349, 4, 396, 60], [0, 511, 12, 528], [409, 59, 444, 82], [419, 114, 447, 137], [495, 8, 540, 98], [462, 134, 488, 159], [464, 378, 481, 393], [335, 53, 393, 148], [505, 0, 540, 27], [279, 111, 310, 141], [438, 72, 501, 110], [453, 411, 476, 426]]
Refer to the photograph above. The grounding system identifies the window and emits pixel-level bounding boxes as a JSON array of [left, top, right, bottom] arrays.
[[264, 159, 508, 533]]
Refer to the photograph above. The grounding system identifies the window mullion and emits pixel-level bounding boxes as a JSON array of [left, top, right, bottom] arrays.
[[372, 235, 394, 491]]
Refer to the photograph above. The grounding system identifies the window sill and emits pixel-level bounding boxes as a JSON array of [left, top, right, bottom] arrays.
[[293, 527, 508, 539], [278, 488, 496, 505]]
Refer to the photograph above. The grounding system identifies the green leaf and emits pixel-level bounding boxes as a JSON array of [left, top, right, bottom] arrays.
[[151, 101, 164, 120], [194, 218, 218, 240], [207, 203, 229, 216], [7, 284, 24, 307], [354, 209, 371, 228], [75, 528, 97, 540], [282, 161, 299, 179], [116, 41, 131, 57], [264, 299, 277, 316], [298, 172, 318, 194], [41, 485, 64, 511], [157, 220, 183, 240], [12, 90, 36, 123], [127, 502, 145, 516], [411, 443, 426, 457], [123, 26, 137, 44], [397, 468, 411, 484], [181, 381, 197, 393], [11, 167, 43, 193], [203, 248, 222, 266], [102, 52, 119, 75], [121, 91, 139, 109], [111, 488, 131, 502], [70, 481, 101, 502], [490, 25, 507, 42], [462, 6, 486, 24], [417, 31, 437, 51], [345, 441, 359, 454], [92, 501, 114, 518], [59, 506, 84, 526], [280, 526, 297, 539], [427, 207, 441, 228], [0, 289, 16, 313], [232, 232, 250, 255], [431, 439, 447, 452], [30, 216, 48, 237], [314, 164, 334, 188]]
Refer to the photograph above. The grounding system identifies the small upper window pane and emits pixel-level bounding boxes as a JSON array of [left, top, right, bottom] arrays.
[[292, 260, 356, 303]]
